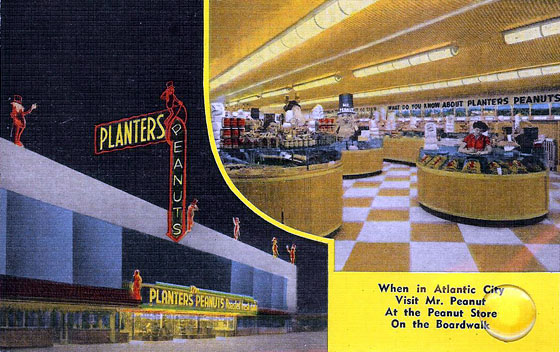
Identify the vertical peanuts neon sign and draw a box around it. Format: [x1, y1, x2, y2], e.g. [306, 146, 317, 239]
[166, 115, 188, 241]
[161, 81, 189, 242]
[94, 81, 189, 242]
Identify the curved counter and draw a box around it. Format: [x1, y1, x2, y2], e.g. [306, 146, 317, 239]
[227, 161, 343, 236]
[341, 148, 384, 178]
[383, 137, 424, 164]
[417, 164, 548, 223]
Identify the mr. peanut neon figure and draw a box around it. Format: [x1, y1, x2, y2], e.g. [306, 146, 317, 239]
[286, 244, 296, 264]
[186, 199, 199, 233]
[10, 95, 37, 147]
[272, 237, 279, 258]
[131, 270, 142, 300]
[233, 217, 240, 240]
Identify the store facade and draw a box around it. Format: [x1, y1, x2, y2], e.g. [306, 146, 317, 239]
[0, 138, 297, 346]
[120, 282, 257, 340]
[0, 275, 138, 348]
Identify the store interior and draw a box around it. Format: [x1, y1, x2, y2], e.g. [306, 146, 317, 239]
[209, 0, 560, 272]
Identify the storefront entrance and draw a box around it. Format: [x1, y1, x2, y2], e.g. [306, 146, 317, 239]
[121, 311, 236, 340]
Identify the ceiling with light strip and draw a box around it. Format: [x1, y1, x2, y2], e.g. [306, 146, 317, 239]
[209, 0, 560, 110]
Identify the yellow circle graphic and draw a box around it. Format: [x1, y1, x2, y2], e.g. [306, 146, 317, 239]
[481, 284, 536, 342]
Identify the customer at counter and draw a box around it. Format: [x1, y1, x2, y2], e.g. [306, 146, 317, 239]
[458, 121, 492, 155]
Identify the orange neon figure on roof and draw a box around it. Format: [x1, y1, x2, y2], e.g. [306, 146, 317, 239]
[10, 95, 37, 147]
[272, 237, 279, 258]
[132, 270, 142, 300]
[286, 244, 296, 264]
[186, 199, 199, 233]
[233, 217, 240, 240]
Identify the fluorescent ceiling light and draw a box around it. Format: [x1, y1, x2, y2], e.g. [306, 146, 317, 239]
[261, 87, 292, 98]
[282, 28, 305, 48]
[338, 0, 376, 15]
[408, 53, 431, 66]
[377, 62, 394, 72]
[446, 79, 463, 87]
[433, 81, 449, 89]
[352, 45, 458, 78]
[478, 73, 498, 82]
[462, 77, 480, 85]
[517, 67, 542, 78]
[238, 95, 260, 103]
[296, 18, 323, 39]
[542, 64, 560, 75]
[503, 17, 560, 44]
[220, 1, 496, 98]
[541, 19, 560, 36]
[300, 96, 338, 105]
[348, 62, 560, 103]
[293, 75, 341, 91]
[353, 66, 379, 78]
[266, 40, 290, 57]
[428, 46, 458, 61]
[399, 86, 414, 93]
[262, 103, 286, 109]
[392, 58, 411, 70]
[497, 71, 519, 80]
[210, 0, 378, 91]
[354, 91, 380, 98]
[314, 1, 348, 28]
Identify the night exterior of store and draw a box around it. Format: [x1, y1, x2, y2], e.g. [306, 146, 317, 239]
[0, 139, 298, 347]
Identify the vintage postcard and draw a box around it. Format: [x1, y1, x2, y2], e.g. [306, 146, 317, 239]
[1, 0, 559, 351]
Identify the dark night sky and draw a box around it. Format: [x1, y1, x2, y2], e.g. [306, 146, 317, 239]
[1, 0, 327, 313]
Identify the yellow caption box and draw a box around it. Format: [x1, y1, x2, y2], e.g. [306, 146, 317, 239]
[329, 273, 558, 352]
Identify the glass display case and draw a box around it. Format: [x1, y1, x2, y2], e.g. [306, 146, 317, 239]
[418, 146, 547, 175]
[416, 144, 549, 224]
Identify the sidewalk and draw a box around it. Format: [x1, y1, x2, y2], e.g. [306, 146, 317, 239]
[7, 331, 327, 352]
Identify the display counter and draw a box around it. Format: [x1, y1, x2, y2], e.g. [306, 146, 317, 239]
[338, 139, 384, 178]
[227, 161, 343, 236]
[417, 148, 549, 223]
[383, 136, 424, 164]
[341, 148, 384, 178]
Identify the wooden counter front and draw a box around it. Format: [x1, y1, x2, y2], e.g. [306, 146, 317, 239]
[417, 164, 548, 221]
[228, 161, 343, 236]
[383, 137, 424, 164]
[341, 148, 383, 177]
